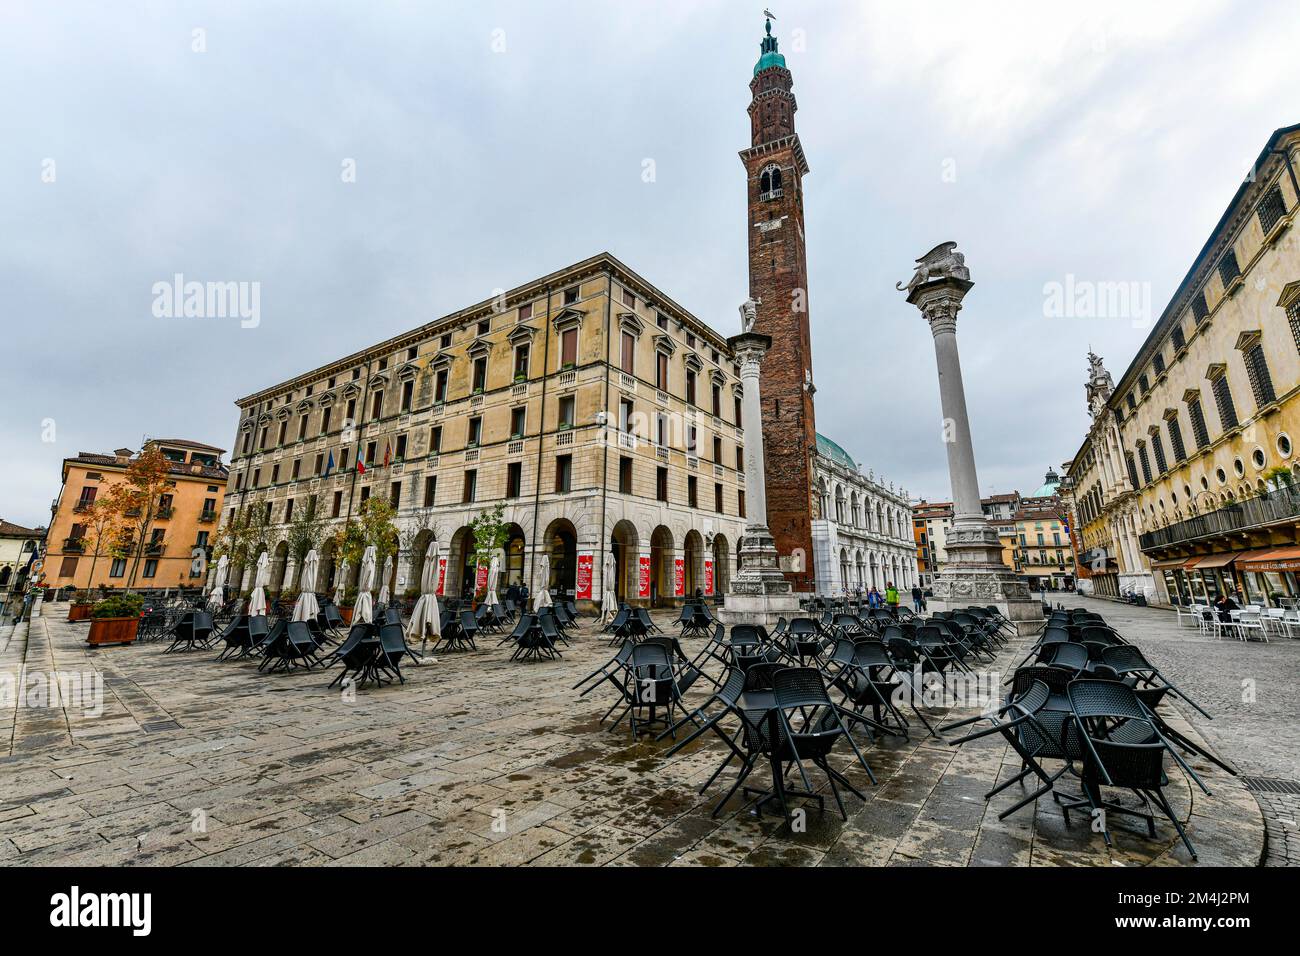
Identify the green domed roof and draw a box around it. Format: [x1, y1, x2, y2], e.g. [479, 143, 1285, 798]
[816, 433, 857, 471]
[1029, 468, 1061, 499]
[753, 17, 786, 76]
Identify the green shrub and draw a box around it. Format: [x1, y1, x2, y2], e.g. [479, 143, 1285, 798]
[92, 594, 145, 619]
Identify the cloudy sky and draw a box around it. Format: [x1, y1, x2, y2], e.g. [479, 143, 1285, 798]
[3, 0, 1298, 527]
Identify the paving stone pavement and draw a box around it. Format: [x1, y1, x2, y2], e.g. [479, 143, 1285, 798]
[1063, 594, 1300, 866]
[0, 603, 1265, 867]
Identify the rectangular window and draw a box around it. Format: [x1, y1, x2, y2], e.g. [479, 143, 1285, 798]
[506, 463, 522, 498]
[621, 331, 635, 373]
[655, 352, 668, 390]
[401, 379, 414, 411]
[430, 426, 442, 452]
[656, 466, 668, 502]
[564, 287, 579, 305]
[1152, 352, 1165, 376]
[714, 482, 723, 513]
[314, 453, 324, 475]
[340, 448, 350, 471]
[395, 434, 407, 460]
[1243, 343, 1276, 407]
[346, 399, 356, 423]
[242, 431, 252, 454]
[687, 424, 697, 454]
[619, 398, 634, 433]
[1218, 249, 1241, 287]
[1137, 444, 1152, 486]
[472, 357, 488, 393]
[510, 406, 526, 438]
[371, 390, 384, 418]
[514, 344, 529, 378]
[738, 490, 746, 519]
[1171, 323, 1186, 352]
[143, 559, 158, 579]
[440, 333, 452, 349]
[688, 475, 698, 508]
[285, 498, 295, 522]
[686, 369, 697, 405]
[1187, 397, 1210, 449]
[390, 480, 401, 508]
[423, 475, 437, 507]
[622, 288, 635, 307]
[277, 420, 288, 445]
[736, 446, 744, 471]
[1192, 292, 1210, 325]
[518, 302, 532, 322]
[291, 458, 301, 479]
[59, 556, 79, 577]
[366, 441, 377, 465]
[656, 413, 668, 447]
[435, 369, 448, 403]
[1151, 432, 1168, 474]
[558, 396, 575, 428]
[271, 464, 280, 484]
[1257, 184, 1287, 233]
[477, 319, 489, 336]
[1167, 414, 1187, 461]
[109, 558, 126, 578]
[332, 491, 343, 517]
[467, 417, 482, 446]
[712, 436, 722, 462]
[555, 454, 572, 493]
[1125, 453, 1140, 491]
[252, 468, 261, 487]
[462, 470, 477, 503]
[560, 328, 578, 366]
[712, 383, 722, 417]
[1211, 373, 1239, 430]
[735, 396, 742, 427]
[360, 486, 371, 507]
[619, 456, 633, 494]
[298, 415, 309, 440]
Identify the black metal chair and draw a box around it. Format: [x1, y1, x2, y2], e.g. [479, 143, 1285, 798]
[375, 622, 410, 682]
[326, 624, 381, 689]
[1062, 679, 1200, 859]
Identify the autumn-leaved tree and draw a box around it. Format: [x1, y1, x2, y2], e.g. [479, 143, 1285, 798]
[111, 445, 174, 592]
[286, 493, 328, 570]
[80, 483, 132, 591]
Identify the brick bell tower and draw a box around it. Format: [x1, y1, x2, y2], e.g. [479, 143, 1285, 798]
[740, 16, 817, 591]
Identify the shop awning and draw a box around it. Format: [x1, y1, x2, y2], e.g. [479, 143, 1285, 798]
[1149, 558, 1188, 570]
[1186, 553, 1237, 570]
[1237, 546, 1300, 572]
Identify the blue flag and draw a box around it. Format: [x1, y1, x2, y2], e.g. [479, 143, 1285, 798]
[325, 449, 335, 475]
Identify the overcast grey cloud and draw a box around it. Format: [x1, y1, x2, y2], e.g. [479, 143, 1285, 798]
[3, 0, 1298, 527]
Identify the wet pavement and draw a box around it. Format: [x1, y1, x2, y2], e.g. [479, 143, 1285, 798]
[0, 603, 1265, 866]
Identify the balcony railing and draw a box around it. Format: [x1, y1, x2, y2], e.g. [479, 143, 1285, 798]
[1139, 484, 1300, 551]
[63, 537, 85, 553]
[156, 506, 175, 520]
[145, 542, 166, 556]
[199, 510, 217, 523]
[73, 499, 96, 513]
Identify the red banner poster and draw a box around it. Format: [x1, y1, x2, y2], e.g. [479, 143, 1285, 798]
[704, 558, 714, 595]
[476, 563, 488, 590]
[435, 557, 447, 596]
[638, 555, 651, 598]
[673, 556, 685, 597]
[576, 551, 593, 600]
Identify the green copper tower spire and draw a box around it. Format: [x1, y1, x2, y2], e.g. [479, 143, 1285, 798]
[753, 16, 786, 76]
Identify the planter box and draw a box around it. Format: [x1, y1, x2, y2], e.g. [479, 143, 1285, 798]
[339, 607, 354, 625]
[87, 616, 140, 646]
[68, 604, 94, 622]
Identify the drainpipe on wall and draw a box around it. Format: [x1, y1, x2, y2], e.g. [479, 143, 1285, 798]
[528, 286, 555, 593]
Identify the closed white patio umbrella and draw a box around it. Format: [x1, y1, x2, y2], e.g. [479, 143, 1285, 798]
[533, 552, 552, 610]
[486, 553, 501, 609]
[292, 549, 320, 622]
[332, 557, 349, 608]
[377, 555, 393, 606]
[406, 539, 441, 658]
[207, 554, 229, 612]
[600, 550, 618, 623]
[354, 546, 377, 624]
[247, 551, 270, 617]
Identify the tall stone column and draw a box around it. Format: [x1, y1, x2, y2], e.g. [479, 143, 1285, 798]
[900, 243, 1039, 629]
[721, 328, 801, 627]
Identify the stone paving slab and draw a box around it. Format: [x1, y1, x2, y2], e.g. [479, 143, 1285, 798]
[0, 603, 1265, 866]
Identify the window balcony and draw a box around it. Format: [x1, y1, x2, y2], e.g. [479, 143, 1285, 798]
[1139, 484, 1300, 551]
[145, 542, 166, 556]
[156, 506, 175, 520]
[760, 188, 784, 201]
[63, 537, 86, 553]
[199, 510, 217, 523]
[72, 500, 95, 514]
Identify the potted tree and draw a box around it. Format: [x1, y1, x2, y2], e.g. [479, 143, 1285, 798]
[67, 587, 95, 622]
[86, 593, 145, 646]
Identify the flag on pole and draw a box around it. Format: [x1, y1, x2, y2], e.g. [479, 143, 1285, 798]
[357, 449, 366, 475]
[383, 441, 391, 468]
[325, 449, 335, 475]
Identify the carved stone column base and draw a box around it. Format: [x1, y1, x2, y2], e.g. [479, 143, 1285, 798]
[721, 526, 801, 629]
[928, 567, 1043, 636]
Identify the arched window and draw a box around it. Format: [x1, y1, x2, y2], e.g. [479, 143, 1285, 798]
[759, 164, 783, 200]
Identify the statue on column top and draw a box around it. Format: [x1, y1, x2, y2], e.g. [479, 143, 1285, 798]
[896, 241, 970, 294]
[739, 297, 759, 333]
